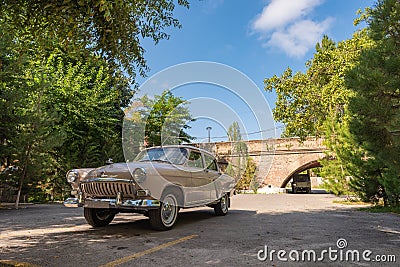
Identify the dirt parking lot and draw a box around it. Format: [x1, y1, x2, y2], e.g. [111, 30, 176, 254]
[1, 193, 399, 266]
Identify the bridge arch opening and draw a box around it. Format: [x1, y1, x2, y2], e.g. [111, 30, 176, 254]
[280, 160, 322, 188]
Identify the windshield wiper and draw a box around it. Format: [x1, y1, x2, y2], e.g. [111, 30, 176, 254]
[140, 159, 171, 164]
[152, 159, 171, 164]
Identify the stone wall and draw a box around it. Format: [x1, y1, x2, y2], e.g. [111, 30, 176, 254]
[193, 137, 326, 188]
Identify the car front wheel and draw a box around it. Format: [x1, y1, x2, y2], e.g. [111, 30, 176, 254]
[214, 194, 229, 216]
[84, 208, 115, 227]
[149, 189, 180, 231]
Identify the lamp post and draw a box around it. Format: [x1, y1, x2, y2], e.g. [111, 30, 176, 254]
[206, 127, 212, 143]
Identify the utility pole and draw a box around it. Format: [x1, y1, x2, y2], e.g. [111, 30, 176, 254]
[206, 127, 212, 143]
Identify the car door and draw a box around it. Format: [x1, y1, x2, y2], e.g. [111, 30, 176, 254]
[183, 149, 212, 206]
[203, 153, 221, 201]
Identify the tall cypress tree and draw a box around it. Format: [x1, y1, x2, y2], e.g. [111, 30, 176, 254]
[347, 0, 400, 206]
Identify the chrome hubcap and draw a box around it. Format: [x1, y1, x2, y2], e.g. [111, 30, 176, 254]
[221, 195, 228, 212]
[161, 194, 177, 226]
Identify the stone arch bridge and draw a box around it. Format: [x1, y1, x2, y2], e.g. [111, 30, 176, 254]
[195, 137, 326, 188]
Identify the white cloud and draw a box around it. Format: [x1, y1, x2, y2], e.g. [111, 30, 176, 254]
[253, 0, 322, 31]
[267, 18, 333, 57]
[251, 0, 332, 57]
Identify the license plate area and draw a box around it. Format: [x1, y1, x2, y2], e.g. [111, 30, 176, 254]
[84, 200, 112, 209]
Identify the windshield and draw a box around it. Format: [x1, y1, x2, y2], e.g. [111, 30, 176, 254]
[135, 147, 189, 165]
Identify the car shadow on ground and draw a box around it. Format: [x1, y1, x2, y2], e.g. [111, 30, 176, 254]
[88, 207, 257, 234]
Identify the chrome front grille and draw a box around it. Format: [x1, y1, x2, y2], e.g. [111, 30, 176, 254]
[81, 181, 134, 198]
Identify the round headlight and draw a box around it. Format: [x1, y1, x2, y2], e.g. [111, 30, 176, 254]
[67, 170, 79, 183]
[133, 168, 146, 183]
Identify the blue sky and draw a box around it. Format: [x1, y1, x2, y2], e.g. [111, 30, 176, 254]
[136, 0, 376, 143]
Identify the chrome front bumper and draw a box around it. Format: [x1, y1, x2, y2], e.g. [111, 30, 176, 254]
[63, 197, 160, 210]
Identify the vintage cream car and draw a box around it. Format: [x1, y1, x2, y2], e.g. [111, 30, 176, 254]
[64, 145, 235, 230]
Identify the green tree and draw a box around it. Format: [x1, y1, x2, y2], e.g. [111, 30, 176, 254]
[319, 118, 355, 196]
[228, 121, 243, 142]
[0, 0, 189, 83]
[226, 122, 248, 183]
[1, 1, 189, 204]
[11, 82, 64, 207]
[0, 36, 132, 205]
[0, 21, 28, 173]
[40, 52, 131, 203]
[235, 157, 251, 190]
[1, 51, 66, 207]
[320, 112, 388, 201]
[346, 0, 400, 206]
[0, 21, 54, 207]
[264, 30, 375, 196]
[265, 32, 373, 140]
[235, 157, 258, 193]
[141, 91, 194, 147]
[44, 52, 131, 169]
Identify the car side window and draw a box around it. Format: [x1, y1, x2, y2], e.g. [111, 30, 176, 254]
[187, 151, 203, 168]
[204, 154, 218, 172]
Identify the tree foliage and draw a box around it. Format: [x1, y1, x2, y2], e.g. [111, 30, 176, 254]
[264, 29, 375, 197]
[320, 118, 368, 197]
[44, 52, 132, 168]
[1, 1, 188, 205]
[235, 157, 258, 192]
[0, 34, 132, 205]
[122, 91, 194, 161]
[265, 1, 399, 206]
[346, 0, 400, 206]
[226, 122, 248, 184]
[227, 122, 243, 142]
[0, 22, 28, 170]
[141, 91, 194, 147]
[0, 0, 189, 83]
[265, 32, 373, 140]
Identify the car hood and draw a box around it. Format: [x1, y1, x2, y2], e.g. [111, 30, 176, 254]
[84, 161, 183, 180]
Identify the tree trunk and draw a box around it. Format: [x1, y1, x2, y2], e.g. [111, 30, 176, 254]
[15, 175, 24, 209]
[15, 143, 31, 209]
